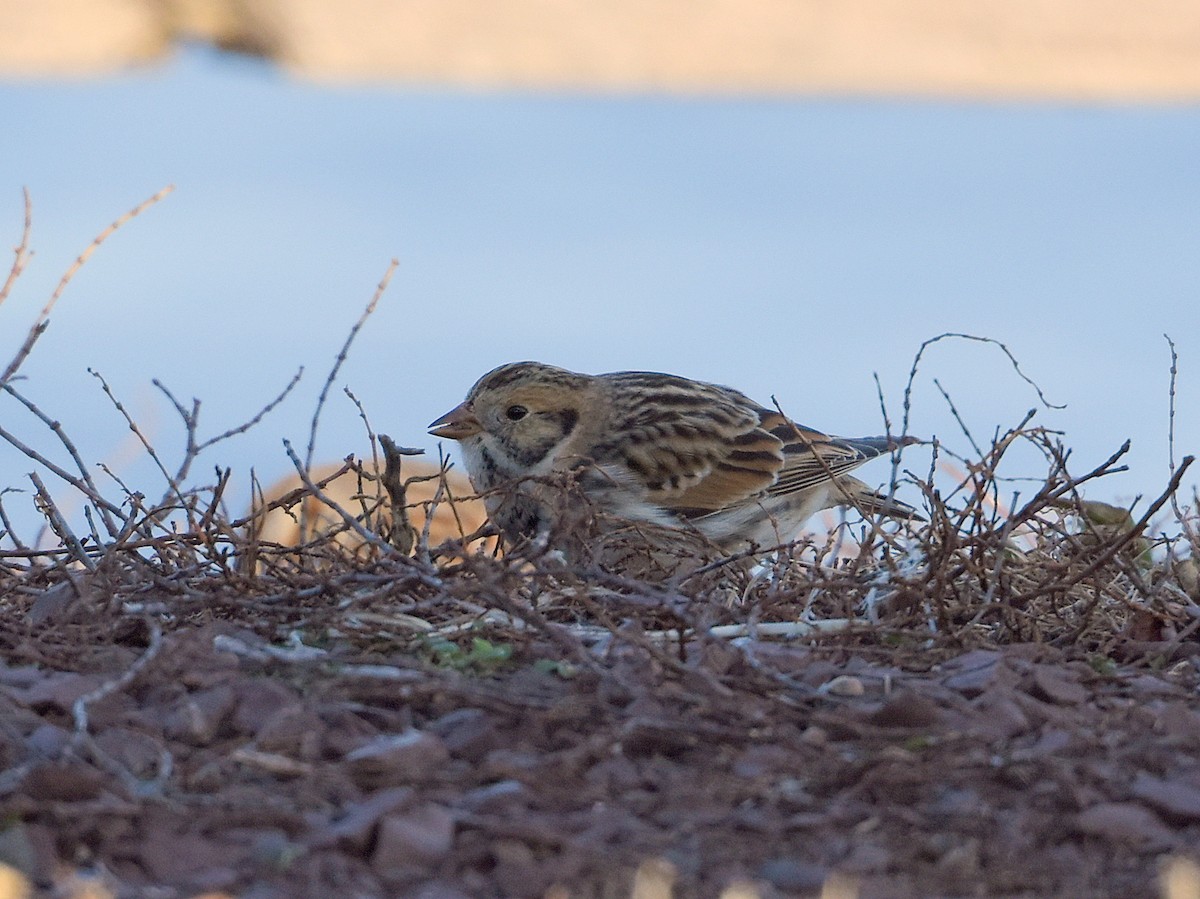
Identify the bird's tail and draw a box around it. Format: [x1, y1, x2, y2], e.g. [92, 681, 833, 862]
[838, 476, 925, 521]
[839, 434, 921, 458]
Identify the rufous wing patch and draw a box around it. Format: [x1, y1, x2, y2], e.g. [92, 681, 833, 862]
[641, 426, 783, 513]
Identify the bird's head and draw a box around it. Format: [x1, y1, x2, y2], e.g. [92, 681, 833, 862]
[429, 362, 591, 473]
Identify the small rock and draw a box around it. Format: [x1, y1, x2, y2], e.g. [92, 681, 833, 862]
[307, 787, 414, 852]
[222, 828, 295, 867]
[820, 675, 865, 697]
[481, 749, 542, 778]
[0, 822, 39, 881]
[758, 854, 825, 892]
[619, 718, 699, 756]
[256, 706, 324, 760]
[490, 838, 535, 867]
[799, 726, 828, 746]
[427, 708, 496, 761]
[24, 724, 70, 758]
[1013, 728, 1072, 761]
[163, 685, 237, 746]
[970, 695, 1032, 740]
[230, 679, 302, 737]
[26, 581, 84, 625]
[185, 758, 226, 793]
[840, 840, 890, 873]
[319, 709, 381, 758]
[868, 692, 941, 728]
[458, 779, 526, 814]
[1074, 802, 1174, 848]
[19, 761, 107, 802]
[935, 837, 981, 877]
[93, 728, 163, 780]
[345, 730, 450, 789]
[0, 666, 41, 689]
[1029, 666, 1087, 706]
[491, 840, 553, 898]
[371, 805, 455, 873]
[8, 673, 106, 713]
[941, 651, 1004, 695]
[1131, 772, 1200, 822]
[138, 827, 240, 884]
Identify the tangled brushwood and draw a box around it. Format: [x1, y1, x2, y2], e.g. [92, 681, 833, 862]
[0, 189, 1198, 706]
[1, 193, 1196, 659]
[6, 408, 1196, 661]
[3, 194, 1200, 899]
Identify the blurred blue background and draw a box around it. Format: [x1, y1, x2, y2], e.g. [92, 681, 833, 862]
[1, 47, 1198, 542]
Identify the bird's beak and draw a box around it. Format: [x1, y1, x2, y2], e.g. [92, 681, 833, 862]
[428, 403, 483, 440]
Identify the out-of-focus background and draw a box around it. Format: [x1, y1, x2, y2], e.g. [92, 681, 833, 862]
[1, 0, 1199, 541]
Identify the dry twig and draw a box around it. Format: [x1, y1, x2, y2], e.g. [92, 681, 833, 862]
[1, 186, 173, 389]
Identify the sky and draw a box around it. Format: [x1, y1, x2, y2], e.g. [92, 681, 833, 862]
[1, 47, 1199, 543]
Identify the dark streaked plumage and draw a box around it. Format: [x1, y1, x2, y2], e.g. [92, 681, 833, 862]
[429, 361, 919, 560]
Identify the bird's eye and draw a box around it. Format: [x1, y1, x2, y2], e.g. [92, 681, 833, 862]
[505, 405, 528, 421]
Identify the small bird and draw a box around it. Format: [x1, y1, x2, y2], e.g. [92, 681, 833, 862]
[429, 362, 918, 565]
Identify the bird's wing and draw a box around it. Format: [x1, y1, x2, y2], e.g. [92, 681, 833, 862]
[596, 379, 785, 515]
[761, 412, 895, 497]
[646, 422, 785, 513]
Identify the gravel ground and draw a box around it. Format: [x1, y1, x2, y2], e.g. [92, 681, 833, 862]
[2, 567, 1198, 899]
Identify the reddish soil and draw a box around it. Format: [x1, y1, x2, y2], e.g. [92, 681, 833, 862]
[2, 568, 1199, 899]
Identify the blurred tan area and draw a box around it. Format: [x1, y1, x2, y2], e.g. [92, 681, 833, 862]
[2, 0, 1199, 100]
[248, 458, 492, 569]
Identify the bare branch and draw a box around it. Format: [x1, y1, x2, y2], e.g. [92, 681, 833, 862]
[2, 383, 124, 538]
[281, 437, 443, 589]
[305, 259, 398, 469]
[899, 331, 1064, 443]
[1, 186, 174, 388]
[193, 367, 303, 453]
[0, 188, 33, 311]
[89, 368, 193, 530]
[30, 471, 94, 570]
[1164, 333, 1190, 533]
[0, 419, 126, 518]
